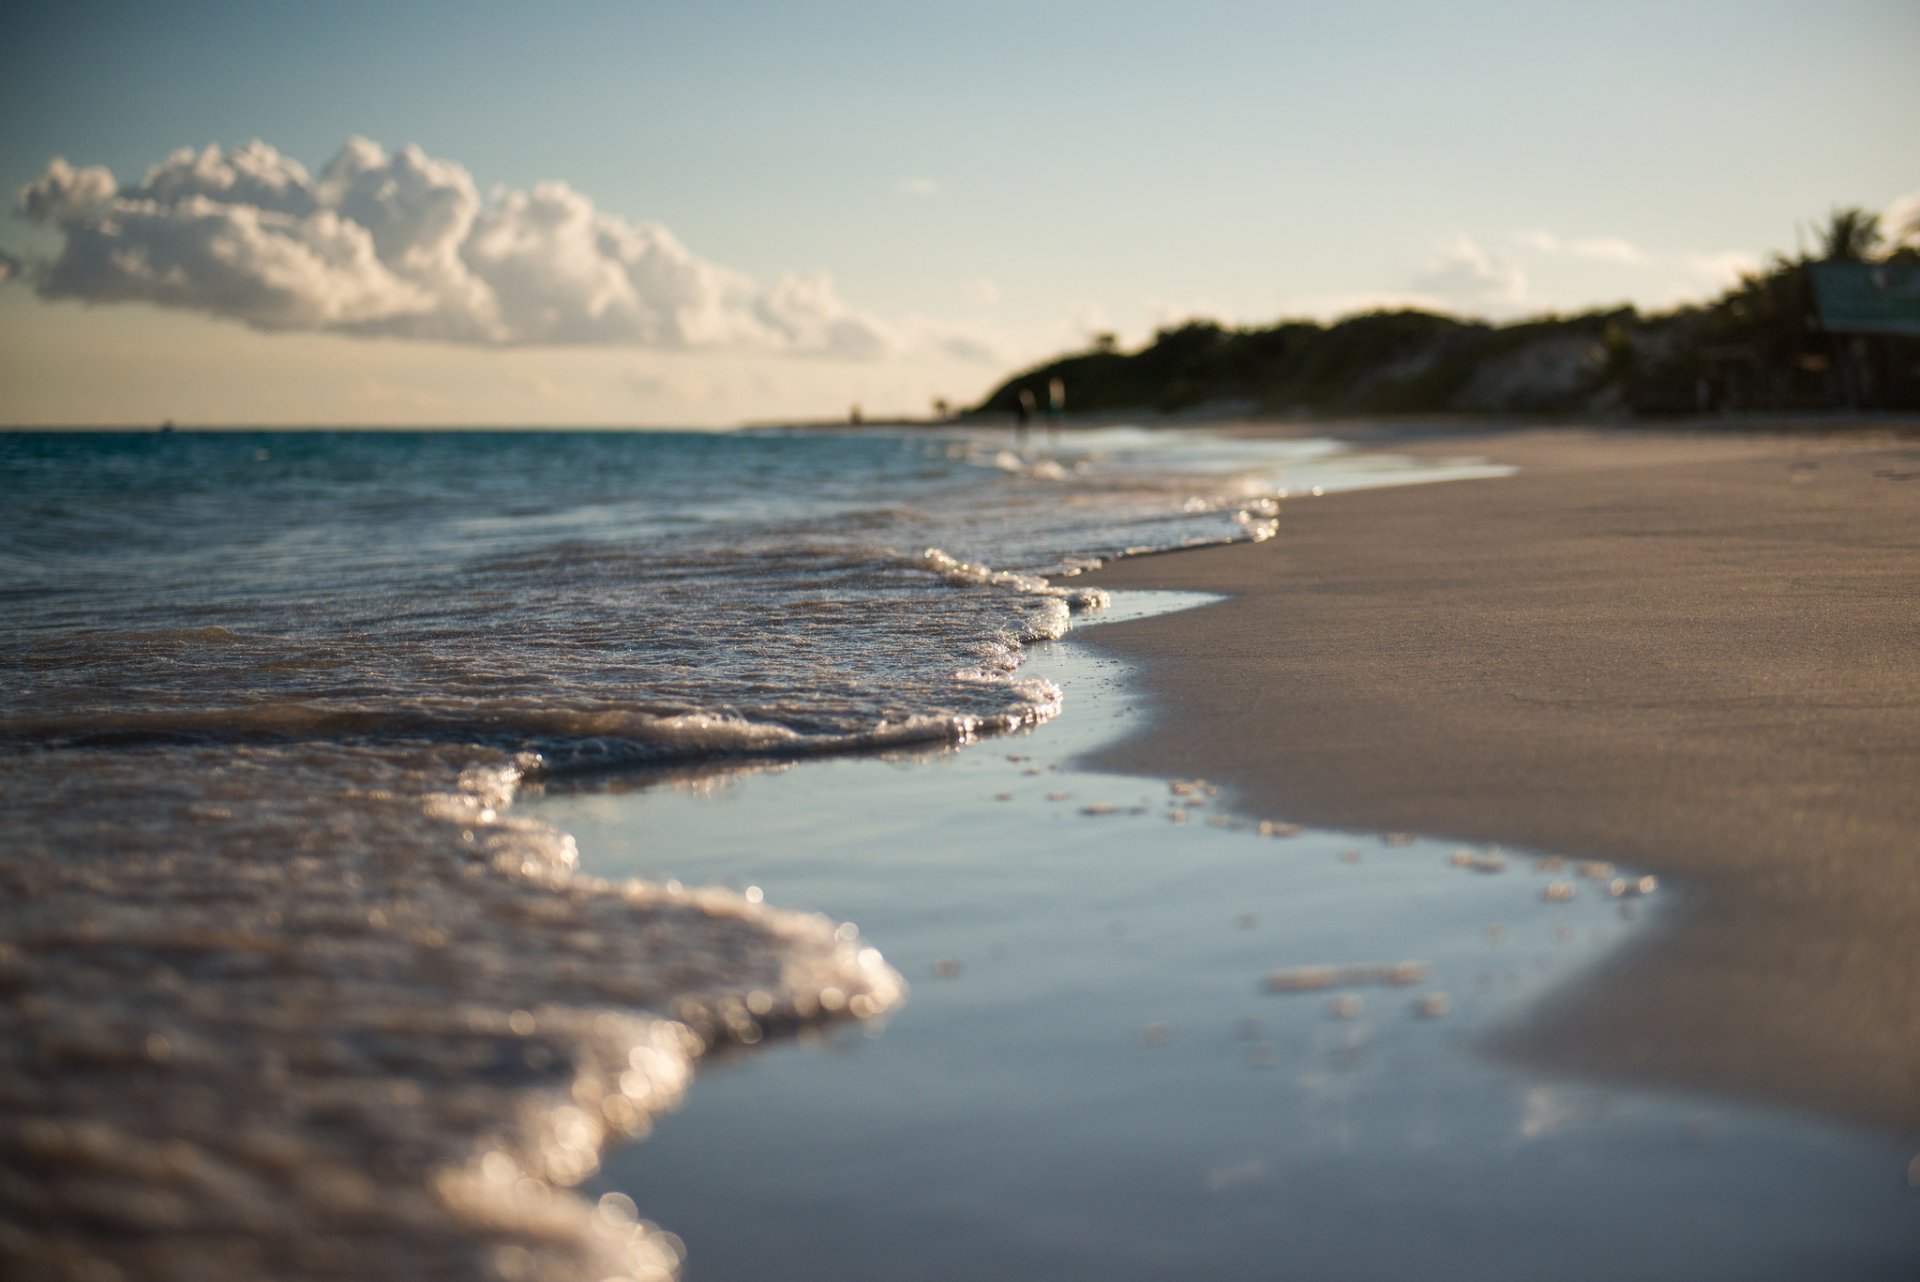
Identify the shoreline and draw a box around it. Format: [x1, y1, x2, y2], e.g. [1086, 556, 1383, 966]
[1075, 423, 1920, 1132]
[549, 597, 1920, 1280]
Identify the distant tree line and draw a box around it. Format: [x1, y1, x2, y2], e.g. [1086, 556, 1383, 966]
[977, 208, 1920, 420]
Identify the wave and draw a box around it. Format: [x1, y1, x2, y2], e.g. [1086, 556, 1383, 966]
[917, 547, 1111, 622]
[1, 426, 1440, 1279]
[0, 740, 905, 1282]
[0, 692, 1070, 770]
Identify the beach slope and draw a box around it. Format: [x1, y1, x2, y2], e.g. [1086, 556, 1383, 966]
[1079, 426, 1920, 1130]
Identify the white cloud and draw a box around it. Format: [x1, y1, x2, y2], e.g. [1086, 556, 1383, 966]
[963, 277, 1000, 305]
[19, 156, 117, 226]
[1882, 189, 1920, 245]
[137, 140, 318, 215]
[14, 138, 897, 358]
[1412, 235, 1527, 311]
[896, 177, 940, 198]
[753, 269, 894, 359]
[1515, 226, 1769, 309]
[45, 195, 432, 332]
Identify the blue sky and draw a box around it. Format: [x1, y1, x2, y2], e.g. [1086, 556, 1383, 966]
[2, 0, 1915, 425]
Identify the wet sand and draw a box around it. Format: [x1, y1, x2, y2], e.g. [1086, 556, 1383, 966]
[1079, 424, 1920, 1132]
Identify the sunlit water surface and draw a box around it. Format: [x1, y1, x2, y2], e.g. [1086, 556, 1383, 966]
[536, 596, 1920, 1282]
[1, 426, 1518, 1280]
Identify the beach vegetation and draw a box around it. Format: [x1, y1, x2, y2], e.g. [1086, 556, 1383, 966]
[978, 208, 1920, 419]
[1815, 205, 1884, 263]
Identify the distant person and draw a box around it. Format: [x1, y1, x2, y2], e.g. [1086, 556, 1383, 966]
[1046, 377, 1065, 443]
[1015, 388, 1036, 447]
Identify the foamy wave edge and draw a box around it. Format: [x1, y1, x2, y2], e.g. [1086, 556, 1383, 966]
[0, 701, 1062, 769]
[423, 757, 909, 1282]
[3, 747, 904, 1282]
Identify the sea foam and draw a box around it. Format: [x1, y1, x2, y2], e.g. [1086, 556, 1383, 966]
[0, 739, 902, 1282]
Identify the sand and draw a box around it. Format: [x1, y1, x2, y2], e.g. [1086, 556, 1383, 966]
[1078, 423, 1920, 1133]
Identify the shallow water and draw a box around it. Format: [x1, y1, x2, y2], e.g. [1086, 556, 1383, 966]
[534, 595, 1920, 1282]
[0, 426, 1515, 1279]
[0, 428, 1507, 764]
[0, 738, 902, 1281]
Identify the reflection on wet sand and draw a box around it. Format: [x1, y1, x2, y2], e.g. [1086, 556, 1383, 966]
[534, 607, 1920, 1281]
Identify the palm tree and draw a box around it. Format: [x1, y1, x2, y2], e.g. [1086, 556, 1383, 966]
[1816, 206, 1885, 262]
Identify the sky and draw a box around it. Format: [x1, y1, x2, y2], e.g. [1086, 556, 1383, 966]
[1, 0, 1915, 427]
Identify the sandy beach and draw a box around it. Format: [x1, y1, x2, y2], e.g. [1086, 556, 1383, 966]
[1080, 423, 1920, 1133]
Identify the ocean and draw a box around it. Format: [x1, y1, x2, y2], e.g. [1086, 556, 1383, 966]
[1, 427, 1474, 763]
[0, 425, 1512, 1280]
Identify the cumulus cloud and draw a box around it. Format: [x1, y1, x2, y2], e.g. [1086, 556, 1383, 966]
[753, 270, 893, 359]
[14, 138, 897, 357]
[896, 177, 940, 198]
[19, 157, 117, 227]
[1882, 190, 1920, 246]
[1412, 235, 1527, 311]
